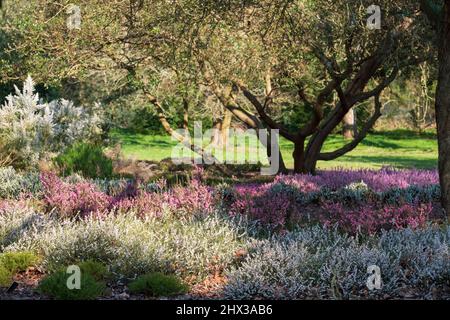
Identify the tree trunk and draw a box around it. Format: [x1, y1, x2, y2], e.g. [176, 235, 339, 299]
[436, 1, 450, 217]
[182, 98, 189, 130]
[210, 110, 232, 146]
[210, 120, 222, 146]
[342, 109, 356, 139]
[293, 139, 307, 174]
[220, 109, 232, 146]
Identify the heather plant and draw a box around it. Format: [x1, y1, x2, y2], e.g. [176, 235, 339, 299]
[0, 203, 46, 250]
[0, 167, 42, 199]
[319, 203, 432, 235]
[0, 167, 24, 199]
[272, 168, 439, 192]
[0, 264, 11, 287]
[224, 170, 441, 232]
[5, 213, 245, 280]
[114, 178, 214, 219]
[78, 260, 111, 281]
[380, 185, 441, 205]
[93, 178, 135, 197]
[0, 251, 40, 287]
[224, 225, 450, 299]
[40, 172, 112, 217]
[230, 183, 302, 229]
[0, 76, 103, 169]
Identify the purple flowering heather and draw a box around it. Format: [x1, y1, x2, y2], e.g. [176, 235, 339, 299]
[274, 167, 439, 192]
[226, 168, 439, 232]
[38, 169, 440, 234]
[319, 202, 432, 234]
[40, 172, 112, 217]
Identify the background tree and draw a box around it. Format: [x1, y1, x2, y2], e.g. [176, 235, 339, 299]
[420, 0, 449, 217]
[1, 0, 438, 176]
[178, 0, 434, 173]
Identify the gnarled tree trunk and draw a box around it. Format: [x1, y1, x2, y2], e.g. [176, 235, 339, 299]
[436, 1, 450, 217]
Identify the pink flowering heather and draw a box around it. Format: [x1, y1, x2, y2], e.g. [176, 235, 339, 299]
[114, 178, 214, 218]
[114, 191, 166, 218]
[230, 191, 299, 227]
[319, 202, 432, 234]
[229, 183, 301, 227]
[40, 172, 112, 217]
[165, 179, 215, 217]
[225, 168, 439, 232]
[274, 167, 438, 192]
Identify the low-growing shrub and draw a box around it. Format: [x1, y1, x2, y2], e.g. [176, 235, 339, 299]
[0, 264, 12, 287]
[0, 204, 47, 250]
[319, 202, 432, 234]
[0, 167, 24, 199]
[0, 251, 40, 287]
[54, 143, 113, 179]
[0, 251, 40, 273]
[224, 175, 440, 233]
[79, 260, 110, 281]
[128, 272, 188, 297]
[115, 178, 214, 219]
[37, 269, 105, 300]
[230, 183, 302, 229]
[0, 167, 42, 199]
[5, 214, 245, 280]
[40, 172, 112, 217]
[272, 168, 439, 192]
[223, 225, 450, 299]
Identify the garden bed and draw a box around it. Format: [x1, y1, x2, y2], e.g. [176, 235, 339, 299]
[0, 166, 449, 300]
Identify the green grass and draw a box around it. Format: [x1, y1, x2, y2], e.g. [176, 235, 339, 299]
[110, 129, 438, 170]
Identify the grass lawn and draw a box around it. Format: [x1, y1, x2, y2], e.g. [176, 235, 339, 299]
[110, 129, 438, 170]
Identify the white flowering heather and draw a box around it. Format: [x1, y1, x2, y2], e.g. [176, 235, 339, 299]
[4, 213, 245, 280]
[223, 226, 450, 299]
[0, 167, 42, 199]
[0, 76, 103, 168]
[0, 204, 48, 250]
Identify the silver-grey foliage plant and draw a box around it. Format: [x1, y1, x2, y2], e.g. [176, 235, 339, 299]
[0, 76, 103, 169]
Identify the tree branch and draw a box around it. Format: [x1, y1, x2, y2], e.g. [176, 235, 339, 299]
[234, 80, 297, 141]
[144, 90, 219, 164]
[318, 95, 383, 161]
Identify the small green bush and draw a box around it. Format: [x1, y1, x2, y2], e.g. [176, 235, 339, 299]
[0, 251, 40, 287]
[128, 272, 189, 297]
[79, 260, 110, 281]
[54, 143, 113, 179]
[0, 251, 40, 273]
[0, 264, 12, 287]
[37, 269, 105, 300]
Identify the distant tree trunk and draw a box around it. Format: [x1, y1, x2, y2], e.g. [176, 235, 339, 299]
[182, 97, 189, 130]
[210, 109, 233, 146]
[342, 109, 356, 139]
[210, 119, 221, 146]
[436, 1, 450, 217]
[220, 109, 232, 145]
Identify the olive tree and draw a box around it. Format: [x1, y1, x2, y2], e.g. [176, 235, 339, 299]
[176, 0, 434, 173]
